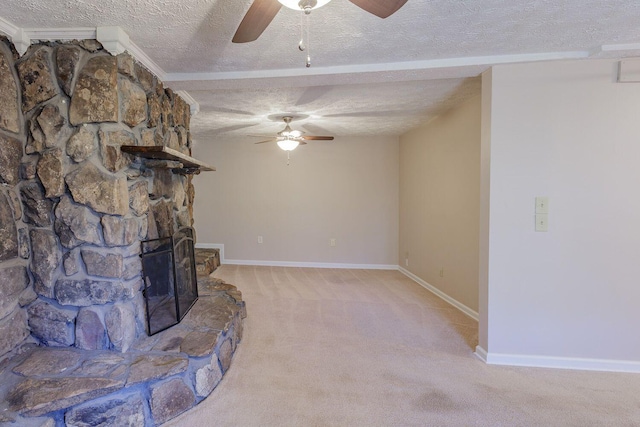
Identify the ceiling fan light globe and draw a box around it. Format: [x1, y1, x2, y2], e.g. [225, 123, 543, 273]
[278, 0, 332, 11]
[277, 139, 300, 151]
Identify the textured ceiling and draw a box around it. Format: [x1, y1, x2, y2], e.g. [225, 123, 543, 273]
[1, 0, 640, 140]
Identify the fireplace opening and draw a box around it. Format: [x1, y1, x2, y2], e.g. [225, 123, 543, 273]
[141, 227, 199, 335]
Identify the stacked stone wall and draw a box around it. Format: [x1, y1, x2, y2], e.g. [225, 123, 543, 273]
[0, 36, 195, 360]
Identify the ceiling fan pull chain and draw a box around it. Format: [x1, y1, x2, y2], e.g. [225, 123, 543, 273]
[305, 12, 311, 67]
[298, 11, 306, 51]
[287, 151, 291, 166]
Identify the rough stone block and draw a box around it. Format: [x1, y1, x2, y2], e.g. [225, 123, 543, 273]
[72, 353, 125, 377]
[69, 55, 118, 125]
[181, 330, 219, 358]
[0, 307, 29, 357]
[150, 199, 174, 238]
[62, 250, 79, 276]
[119, 78, 147, 127]
[75, 308, 106, 350]
[66, 162, 128, 215]
[99, 129, 134, 172]
[55, 278, 126, 307]
[8, 376, 124, 417]
[64, 393, 146, 427]
[127, 354, 188, 385]
[18, 287, 37, 307]
[163, 129, 180, 151]
[218, 338, 233, 373]
[0, 47, 20, 133]
[101, 215, 138, 247]
[66, 126, 97, 163]
[36, 104, 67, 148]
[55, 45, 82, 96]
[173, 176, 186, 209]
[150, 378, 194, 425]
[129, 181, 149, 216]
[116, 52, 136, 79]
[27, 301, 75, 347]
[37, 148, 65, 198]
[123, 256, 142, 280]
[0, 191, 19, 261]
[140, 128, 164, 147]
[20, 158, 37, 180]
[6, 190, 21, 222]
[17, 227, 30, 259]
[0, 133, 23, 186]
[105, 303, 136, 352]
[134, 62, 155, 93]
[27, 117, 46, 154]
[12, 348, 82, 376]
[16, 47, 57, 112]
[195, 360, 223, 398]
[173, 95, 189, 129]
[0, 265, 29, 319]
[55, 196, 102, 249]
[182, 295, 239, 332]
[147, 93, 161, 128]
[30, 229, 61, 298]
[81, 250, 123, 278]
[20, 182, 54, 227]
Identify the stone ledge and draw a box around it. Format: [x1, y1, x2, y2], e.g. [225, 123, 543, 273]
[0, 276, 245, 426]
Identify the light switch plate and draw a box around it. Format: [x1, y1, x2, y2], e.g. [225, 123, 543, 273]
[535, 214, 548, 232]
[535, 197, 549, 214]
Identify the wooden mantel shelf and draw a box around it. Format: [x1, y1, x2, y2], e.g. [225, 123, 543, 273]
[121, 146, 215, 173]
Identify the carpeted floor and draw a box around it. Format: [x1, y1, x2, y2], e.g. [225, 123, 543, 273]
[166, 265, 640, 426]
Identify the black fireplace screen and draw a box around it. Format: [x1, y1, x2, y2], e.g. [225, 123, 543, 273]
[141, 227, 198, 335]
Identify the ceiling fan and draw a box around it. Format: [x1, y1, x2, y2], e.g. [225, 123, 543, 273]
[233, 0, 408, 43]
[255, 116, 334, 151]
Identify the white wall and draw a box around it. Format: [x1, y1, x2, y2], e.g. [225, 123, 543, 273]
[399, 95, 481, 314]
[481, 59, 640, 368]
[192, 136, 399, 266]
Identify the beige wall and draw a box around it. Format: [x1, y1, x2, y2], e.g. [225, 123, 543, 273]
[399, 96, 481, 313]
[481, 58, 640, 368]
[192, 136, 399, 266]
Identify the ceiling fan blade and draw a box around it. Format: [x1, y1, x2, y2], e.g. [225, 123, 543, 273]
[348, 0, 407, 18]
[255, 138, 278, 144]
[302, 136, 334, 141]
[232, 0, 282, 43]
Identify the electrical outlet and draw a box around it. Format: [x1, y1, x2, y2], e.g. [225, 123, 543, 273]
[405, 259, 409, 267]
[439, 268, 444, 278]
[330, 238, 336, 247]
[257, 236, 263, 244]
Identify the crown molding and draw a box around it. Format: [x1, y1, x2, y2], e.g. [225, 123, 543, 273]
[0, 16, 193, 111]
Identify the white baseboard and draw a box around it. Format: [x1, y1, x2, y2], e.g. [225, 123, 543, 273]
[223, 259, 397, 270]
[475, 345, 488, 362]
[193, 244, 396, 270]
[398, 267, 479, 321]
[476, 345, 640, 373]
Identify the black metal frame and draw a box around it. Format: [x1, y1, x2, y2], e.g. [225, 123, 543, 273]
[140, 227, 199, 336]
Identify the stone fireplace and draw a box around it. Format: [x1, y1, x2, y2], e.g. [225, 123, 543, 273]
[0, 36, 244, 425]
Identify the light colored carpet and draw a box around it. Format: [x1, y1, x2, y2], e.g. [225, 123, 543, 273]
[167, 265, 640, 426]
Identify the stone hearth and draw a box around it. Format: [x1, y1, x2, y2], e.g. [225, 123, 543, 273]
[0, 257, 245, 426]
